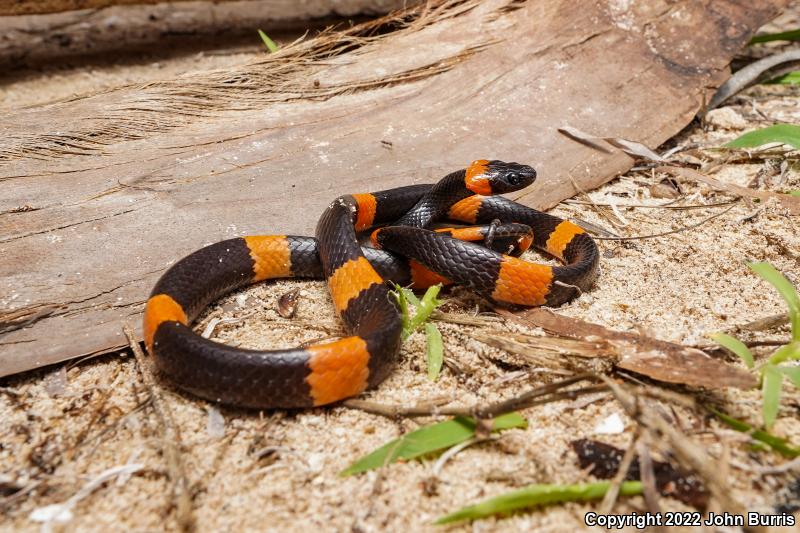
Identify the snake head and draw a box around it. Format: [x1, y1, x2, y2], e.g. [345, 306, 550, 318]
[465, 160, 537, 195]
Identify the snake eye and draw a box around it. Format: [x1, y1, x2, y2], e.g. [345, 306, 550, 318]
[506, 172, 521, 185]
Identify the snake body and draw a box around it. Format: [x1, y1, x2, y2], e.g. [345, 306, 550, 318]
[143, 160, 598, 408]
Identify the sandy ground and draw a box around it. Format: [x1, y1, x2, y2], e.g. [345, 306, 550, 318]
[2, 11, 800, 533]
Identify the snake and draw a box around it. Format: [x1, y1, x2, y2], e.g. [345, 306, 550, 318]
[142, 160, 599, 408]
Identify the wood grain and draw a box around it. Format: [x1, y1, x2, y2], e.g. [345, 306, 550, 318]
[0, 0, 788, 377]
[0, 0, 408, 68]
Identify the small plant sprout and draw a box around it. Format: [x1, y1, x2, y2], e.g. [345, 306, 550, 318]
[257, 30, 279, 53]
[711, 262, 800, 429]
[392, 284, 445, 380]
[340, 413, 526, 476]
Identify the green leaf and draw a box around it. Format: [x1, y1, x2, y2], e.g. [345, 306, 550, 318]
[790, 190, 800, 197]
[770, 341, 800, 365]
[724, 124, 800, 150]
[435, 481, 643, 524]
[426, 323, 444, 381]
[778, 365, 800, 388]
[400, 286, 421, 307]
[392, 284, 412, 335]
[750, 28, 800, 44]
[767, 72, 800, 85]
[710, 332, 754, 368]
[392, 284, 442, 341]
[748, 262, 800, 341]
[257, 30, 279, 53]
[762, 365, 783, 430]
[340, 413, 527, 476]
[708, 407, 800, 457]
[408, 285, 442, 336]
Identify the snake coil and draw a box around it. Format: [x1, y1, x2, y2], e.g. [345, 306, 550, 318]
[143, 160, 598, 408]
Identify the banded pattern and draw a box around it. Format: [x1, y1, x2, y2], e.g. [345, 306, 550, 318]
[144, 160, 598, 409]
[376, 194, 599, 306]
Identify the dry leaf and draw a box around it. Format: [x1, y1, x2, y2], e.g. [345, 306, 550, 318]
[559, 126, 665, 161]
[707, 49, 800, 110]
[277, 288, 301, 318]
[498, 308, 756, 389]
[658, 166, 800, 215]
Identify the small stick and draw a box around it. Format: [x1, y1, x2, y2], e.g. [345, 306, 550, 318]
[592, 202, 738, 241]
[563, 199, 737, 210]
[636, 433, 662, 516]
[123, 325, 195, 533]
[599, 376, 766, 533]
[431, 311, 502, 327]
[733, 313, 789, 333]
[344, 374, 605, 419]
[599, 432, 639, 514]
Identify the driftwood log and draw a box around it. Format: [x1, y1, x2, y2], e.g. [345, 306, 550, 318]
[0, 0, 409, 68]
[0, 0, 788, 377]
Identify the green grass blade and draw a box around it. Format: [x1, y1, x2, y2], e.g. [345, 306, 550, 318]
[767, 72, 800, 84]
[426, 323, 444, 381]
[724, 124, 800, 150]
[779, 366, 800, 388]
[762, 365, 783, 430]
[748, 262, 800, 341]
[340, 413, 527, 476]
[707, 407, 800, 457]
[257, 30, 279, 52]
[435, 481, 643, 524]
[769, 342, 800, 365]
[710, 332, 754, 368]
[750, 28, 800, 44]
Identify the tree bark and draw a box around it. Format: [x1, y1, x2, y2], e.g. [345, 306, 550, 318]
[0, 0, 789, 377]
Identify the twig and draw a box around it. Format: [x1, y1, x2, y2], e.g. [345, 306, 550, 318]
[571, 217, 620, 238]
[659, 166, 800, 215]
[732, 313, 789, 333]
[755, 456, 800, 475]
[431, 436, 495, 477]
[599, 434, 639, 514]
[591, 202, 738, 241]
[565, 173, 627, 234]
[636, 433, 662, 516]
[344, 374, 605, 419]
[599, 376, 766, 533]
[81, 398, 153, 461]
[342, 396, 455, 417]
[0, 480, 41, 512]
[564, 199, 737, 210]
[67, 365, 122, 460]
[431, 311, 502, 327]
[123, 325, 195, 533]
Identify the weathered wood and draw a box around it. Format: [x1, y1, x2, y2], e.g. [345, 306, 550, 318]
[0, 0, 404, 16]
[1, 0, 198, 16]
[0, 0, 788, 377]
[0, 0, 408, 68]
